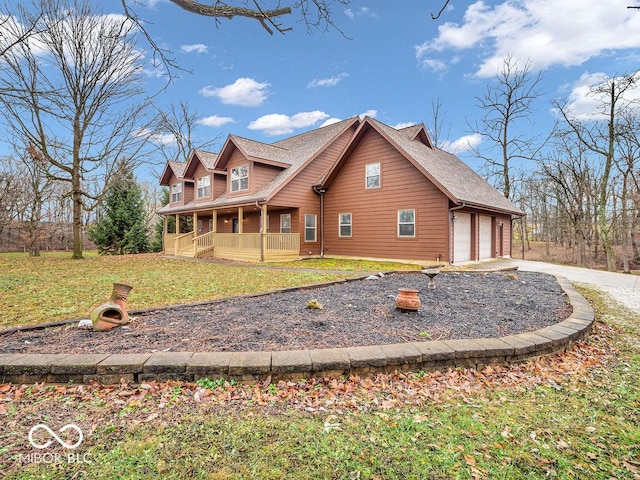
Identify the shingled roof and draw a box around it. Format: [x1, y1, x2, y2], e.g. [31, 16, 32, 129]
[319, 117, 522, 215]
[158, 117, 359, 214]
[159, 160, 188, 186]
[158, 116, 522, 216]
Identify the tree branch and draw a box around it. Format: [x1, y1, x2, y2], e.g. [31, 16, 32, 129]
[168, 0, 292, 34]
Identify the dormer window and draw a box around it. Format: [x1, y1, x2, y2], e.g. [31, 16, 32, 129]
[231, 165, 249, 192]
[197, 175, 211, 198]
[171, 183, 182, 203]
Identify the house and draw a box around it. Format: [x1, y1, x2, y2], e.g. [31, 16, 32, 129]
[158, 116, 523, 264]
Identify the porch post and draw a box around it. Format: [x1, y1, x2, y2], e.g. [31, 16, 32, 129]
[163, 216, 168, 253]
[238, 207, 244, 234]
[176, 214, 180, 234]
[212, 210, 217, 232]
[193, 211, 198, 234]
[260, 204, 267, 262]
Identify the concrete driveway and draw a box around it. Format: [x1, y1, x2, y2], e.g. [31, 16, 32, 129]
[478, 258, 640, 290]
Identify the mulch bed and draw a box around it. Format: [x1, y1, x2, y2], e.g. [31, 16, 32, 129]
[0, 271, 572, 354]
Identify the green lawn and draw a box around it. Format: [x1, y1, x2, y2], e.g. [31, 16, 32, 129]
[0, 286, 638, 479]
[0, 252, 416, 329]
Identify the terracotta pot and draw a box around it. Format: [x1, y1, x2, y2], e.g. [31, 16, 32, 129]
[395, 288, 421, 311]
[90, 282, 133, 332]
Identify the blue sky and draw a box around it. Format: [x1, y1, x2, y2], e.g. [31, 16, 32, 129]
[25, 1, 640, 176]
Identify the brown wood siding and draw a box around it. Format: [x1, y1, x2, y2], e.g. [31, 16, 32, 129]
[252, 163, 284, 193]
[323, 129, 449, 262]
[184, 182, 194, 203]
[270, 126, 357, 256]
[213, 174, 226, 199]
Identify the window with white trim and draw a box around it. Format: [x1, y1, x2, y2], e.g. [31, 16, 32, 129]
[398, 209, 415, 237]
[170, 183, 182, 203]
[230, 165, 249, 192]
[196, 175, 211, 198]
[280, 213, 291, 233]
[339, 213, 352, 237]
[365, 162, 380, 189]
[304, 214, 317, 242]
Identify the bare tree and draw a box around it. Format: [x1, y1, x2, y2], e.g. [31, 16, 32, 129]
[152, 100, 222, 164]
[553, 71, 640, 271]
[539, 134, 599, 267]
[0, 156, 23, 237]
[470, 56, 545, 200]
[0, 0, 152, 259]
[0, 1, 45, 58]
[426, 97, 450, 149]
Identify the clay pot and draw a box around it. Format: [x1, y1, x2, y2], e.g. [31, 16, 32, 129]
[395, 288, 421, 311]
[90, 282, 133, 332]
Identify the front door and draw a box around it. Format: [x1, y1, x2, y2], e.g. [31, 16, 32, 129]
[232, 218, 239, 233]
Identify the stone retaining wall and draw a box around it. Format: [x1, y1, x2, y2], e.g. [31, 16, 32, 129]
[0, 276, 594, 385]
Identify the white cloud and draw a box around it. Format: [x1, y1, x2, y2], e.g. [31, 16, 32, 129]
[416, 0, 640, 77]
[320, 117, 343, 127]
[199, 78, 269, 107]
[557, 71, 640, 121]
[308, 73, 349, 88]
[136, 128, 175, 146]
[344, 7, 378, 19]
[181, 44, 208, 54]
[199, 115, 235, 128]
[394, 122, 417, 129]
[441, 133, 482, 153]
[248, 111, 330, 136]
[359, 109, 377, 119]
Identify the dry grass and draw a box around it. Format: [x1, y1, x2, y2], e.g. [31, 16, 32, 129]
[0, 252, 357, 329]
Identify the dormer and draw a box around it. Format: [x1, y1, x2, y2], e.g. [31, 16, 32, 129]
[159, 161, 191, 206]
[215, 135, 292, 196]
[184, 149, 226, 203]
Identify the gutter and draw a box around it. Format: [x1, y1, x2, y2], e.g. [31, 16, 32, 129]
[313, 186, 327, 258]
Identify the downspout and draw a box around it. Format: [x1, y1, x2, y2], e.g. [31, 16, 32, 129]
[448, 202, 466, 264]
[313, 186, 327, 258]
[256, 201, 264, 262]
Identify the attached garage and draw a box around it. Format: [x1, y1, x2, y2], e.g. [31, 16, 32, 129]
[453, 212, 472, 263]
[479, 216, 493, 259]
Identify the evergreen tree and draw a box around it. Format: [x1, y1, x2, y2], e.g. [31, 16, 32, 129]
[89, 163, 149, 255]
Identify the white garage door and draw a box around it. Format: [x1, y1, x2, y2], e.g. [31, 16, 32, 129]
[479, 216, 493, 259]
[453, 212, 471, 263]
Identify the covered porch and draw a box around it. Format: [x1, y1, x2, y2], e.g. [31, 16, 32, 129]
[162, 204, 301, 262]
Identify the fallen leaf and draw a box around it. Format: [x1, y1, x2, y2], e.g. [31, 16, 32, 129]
[464, 454, 477, 466]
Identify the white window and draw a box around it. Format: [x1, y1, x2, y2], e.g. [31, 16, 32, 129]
[171, 183, 182, 203]
[365, 162, 380, 189]
[339, 213, 352, 237]
[305, 214, 317, 242]
[398, 209, 415, 237]
[231, 165, 249, 192]
[280, 213, 291, 233]
[197, 175, 211, 198]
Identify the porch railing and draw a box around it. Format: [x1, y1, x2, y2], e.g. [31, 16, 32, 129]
[264, 233, 300, 255]
[174, 231, 195, 256]
[166, 231, 300, 261]
[193, 231, 215, 256]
